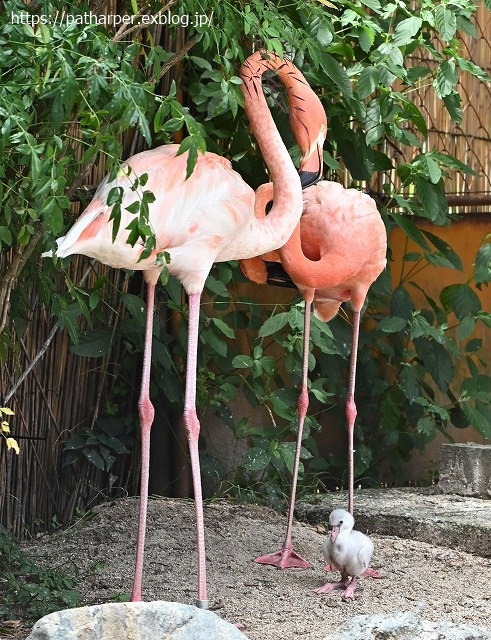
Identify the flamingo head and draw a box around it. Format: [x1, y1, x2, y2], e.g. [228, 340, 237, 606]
[290, 91, 327, 189]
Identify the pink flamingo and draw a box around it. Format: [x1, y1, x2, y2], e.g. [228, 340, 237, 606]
[47, 51, 327, 607]
[240, 180, 387, 569]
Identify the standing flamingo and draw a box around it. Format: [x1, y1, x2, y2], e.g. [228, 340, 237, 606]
[240, 180, 387, 568]
[46, 51, 327, 607]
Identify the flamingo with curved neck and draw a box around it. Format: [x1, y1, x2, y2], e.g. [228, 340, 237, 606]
[46, 51, 327, 607]
[241, 180, 387, 569]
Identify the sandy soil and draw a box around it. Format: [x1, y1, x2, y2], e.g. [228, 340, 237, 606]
[9, 497, 491, 638]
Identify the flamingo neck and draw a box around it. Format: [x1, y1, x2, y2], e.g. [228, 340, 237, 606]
[279, 223, 358, 291]
[240, 52, 304, 256]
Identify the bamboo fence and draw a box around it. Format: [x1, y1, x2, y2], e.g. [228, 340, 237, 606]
[0, 1, 183, 537]
[370, 2, 491, 213]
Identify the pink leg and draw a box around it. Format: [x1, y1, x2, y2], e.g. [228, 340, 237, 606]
[346, 309, 361, 515]
[341, 576, 358, 600]
[314, 572, 350, 595]
[255, 297, 313, 569]
[344, 308, 382, 583]
[183, 293, 208, 608]
[131, 283, 156, 602]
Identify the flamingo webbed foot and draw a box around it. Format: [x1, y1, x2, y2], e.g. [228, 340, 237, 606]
[314, 579, 348, 595]
[255, 547, 312, 569]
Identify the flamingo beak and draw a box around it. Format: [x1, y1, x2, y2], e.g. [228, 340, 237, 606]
[298, 127, 326, 189]
[330, 525, 340, 543]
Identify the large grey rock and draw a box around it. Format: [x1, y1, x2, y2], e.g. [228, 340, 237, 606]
[439, 443, 491, 499]
[26, 601, 248, 640]
[323, 611, 491, 640]
[295, 487, 491, 557]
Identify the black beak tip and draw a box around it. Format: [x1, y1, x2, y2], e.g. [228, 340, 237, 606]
[299, 170, 322, 189]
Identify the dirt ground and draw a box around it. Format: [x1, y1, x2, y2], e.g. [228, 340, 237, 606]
[8, 497, 491, 638]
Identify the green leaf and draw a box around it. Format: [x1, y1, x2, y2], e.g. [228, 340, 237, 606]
[414, 337, 454, 392]
[413, 177, 448, 223]
[122, 293, 145, 322]
[0, 226, 13, 246]
[83, 449, 106, 471]
[391, 286, 414, 320]
[204, 329, 227, 357]
[70, 329, 114, 358]
[358, 25, 376, 53]
[270, 390, 296, 420]
[319, 53, 353, 100]
[458, 316, 475, 340]
[358, 67, 379, 99]
[416, 415, 435, 438]
[398, 365, 420, 404]
[379, 316, 407, 333]
[379, 389, 401, 431]
[390, 214, 430, 251]
[410, 313, 445, 343]
[434, 60, 458, 98]
[204, 274, 229, 298]
[316, 20, 333, 47]
[441, 283, 481, 319]
[421, 230, 463, 271]
[212, 317, 235, 339]
[243, 446, 271, 471]
[333, 125, 374, 180]
[392, 17, 422, 46]
[461, 374, 491, 402]
[232, 354, 254, 368]
[465, 338, 482, 353]
[442, 91, 463, 123]
[457, 58, 490, 82]
[435, 5, 457, 42]
[421, 155, 441, 184]
[259, 312, 290, 338]
[64, 435, 88, 450]
[474, 242, 491, 286]
[461, 403, 491, 438]
[354, 442, 372, 476]
[188, 56, 213, 71]
[365, 99, 385, 146]
[278, 442, 298, 474]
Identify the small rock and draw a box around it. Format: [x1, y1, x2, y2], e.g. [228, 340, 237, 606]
[439, 443, 491, 499]
[26, 601, 249, 640]
[322, 611, 491, 640]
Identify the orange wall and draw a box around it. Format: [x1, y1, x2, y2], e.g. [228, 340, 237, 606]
[389, 216, 490, 481]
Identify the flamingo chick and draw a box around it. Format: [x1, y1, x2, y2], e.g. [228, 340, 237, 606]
[314, 508, 378, 600]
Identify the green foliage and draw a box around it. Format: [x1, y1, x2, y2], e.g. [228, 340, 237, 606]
[0, 525, 81, 622]
[0, 0, 490, 508]
[63, 417, 131, 472]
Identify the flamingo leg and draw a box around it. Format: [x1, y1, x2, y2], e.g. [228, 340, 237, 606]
[255, 297, 313, 569]
[346, 309, 361, 516]
[341, 576, 359, 600]
[131, 283, 156, 602]
[314, 572, 350, 595]
[345, 309, 384, 583]
[183, 292, 208, 608]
